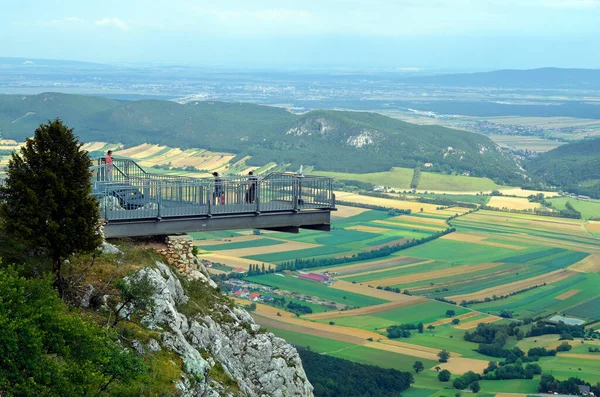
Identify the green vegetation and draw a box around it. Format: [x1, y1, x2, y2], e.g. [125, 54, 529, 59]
[298, 348, 413, 397]
[0, 119, 101, 289]
[0, 268, 144, 396]
[527, 137, 600, 198]
[0, 93, 524, 183]
[547, 197, 600, 219]
[198, 238, 284, 251]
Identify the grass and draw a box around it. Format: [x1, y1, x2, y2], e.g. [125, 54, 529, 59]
[478, 379, 540, 394]
[418, 172, 502, 192]
[314, 229, 382, 245]
[264, 327, 355, 353]
[316, 301, 468, 331]
[539, 354, 600, 383]
[564, 296, 600, 319]
[329, 345, 439, 374]
[548, 197, 600, 219]
[402, 239, 518, 264]
[246, 273, 388, 307]
[313, 167, 414, 189]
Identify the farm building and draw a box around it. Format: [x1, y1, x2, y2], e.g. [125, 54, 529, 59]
[232, 267, 247, 274]
[234, 291, 244, 298]
[299, 273, 332, 284]
[248, 292, 261, 302]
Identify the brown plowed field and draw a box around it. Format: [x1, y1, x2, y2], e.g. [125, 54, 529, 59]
[425, 311, 480, 327]
[366, 238, 411, 251]
[253, 315, 369, 345]
[555, 290, 581, 300]
[333, 205, 369, 219]
[249, 302, 384, 340]
[199, 253, 276, 271]
[455, 315, 503, 329]
[587, 221, 600, 233]
[328, 280, 427, 302]
[337, 259, 434, 279]
[568, 254, 600, 273]
[448, 269, 576, 302]
[374, 263, 502, 287]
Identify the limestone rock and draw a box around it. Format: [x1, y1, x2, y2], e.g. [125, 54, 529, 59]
[101, 241, 122, 255]
[128, 263, 313, 397]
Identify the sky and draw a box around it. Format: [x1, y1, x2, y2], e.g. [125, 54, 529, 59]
[2, 0, 600, 70]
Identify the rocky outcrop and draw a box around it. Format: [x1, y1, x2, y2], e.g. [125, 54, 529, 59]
[129, 262, 313, 397]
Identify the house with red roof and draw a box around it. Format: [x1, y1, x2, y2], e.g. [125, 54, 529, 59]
[248, 292, 261, 302]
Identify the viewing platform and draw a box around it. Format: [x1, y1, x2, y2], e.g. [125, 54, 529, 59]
[91, 158, 335, 238]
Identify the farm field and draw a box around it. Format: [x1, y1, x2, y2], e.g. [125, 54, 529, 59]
[548, 197, 600, 219]
[194, 197, 600, 393]
[487, 196, 542, 211]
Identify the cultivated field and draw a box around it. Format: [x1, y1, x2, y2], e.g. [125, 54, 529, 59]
[487, 196, 542, 211]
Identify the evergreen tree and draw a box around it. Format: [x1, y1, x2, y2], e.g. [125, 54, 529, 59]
[0, 119, 101, 288]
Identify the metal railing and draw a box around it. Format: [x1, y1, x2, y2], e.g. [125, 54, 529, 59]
[92, 158, 335, 222]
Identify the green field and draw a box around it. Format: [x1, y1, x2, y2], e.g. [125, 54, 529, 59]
[548, 197, 600, 219]
[246, 273, 388, 307]
[316, 301, 469, 331]
[401, 239, 519, 264]
[314, 167, 504, 192]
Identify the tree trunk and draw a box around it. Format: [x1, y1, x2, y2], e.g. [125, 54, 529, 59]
[53, 255, 63, 296]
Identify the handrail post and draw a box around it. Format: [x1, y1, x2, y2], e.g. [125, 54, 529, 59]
[292, 177, 299, 212]
[157, 182, 162, 219]
[255, 179, 261, 213]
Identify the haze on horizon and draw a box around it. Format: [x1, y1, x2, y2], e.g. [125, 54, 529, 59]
[2, 0, 600, 71]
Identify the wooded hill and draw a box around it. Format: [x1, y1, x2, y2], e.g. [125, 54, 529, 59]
[0, 92, 525, 183]
[527, 138, 600, 198]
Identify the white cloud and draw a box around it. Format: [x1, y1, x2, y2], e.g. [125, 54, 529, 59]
[95, 17, 128, 30]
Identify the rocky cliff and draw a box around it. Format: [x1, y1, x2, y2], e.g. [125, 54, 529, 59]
[124, 261, 313, 397]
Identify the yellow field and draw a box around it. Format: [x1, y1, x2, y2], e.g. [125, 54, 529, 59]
[455, 315, 503, 329]
[337, 259, 434, 280]
[555, 290, 581, 300]
[198, 253, 276, 271]
[496, 188, 560, 198]
[347, 225, 391, 233]
[568, 253, 600, 273]
[587, 221, 600, 233]
[441, 232, 526, 250]
[449, 269, 576, 302]
[488, 196, 542, 211]
[374, 263, 501, 287]
[209, 240, 320, 257]
[390, 215, 448, 226]
[333, 191, 440, 213]
[333, 205, 369, 219]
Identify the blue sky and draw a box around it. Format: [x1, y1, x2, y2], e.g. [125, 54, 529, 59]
[2, 0, 600, 70]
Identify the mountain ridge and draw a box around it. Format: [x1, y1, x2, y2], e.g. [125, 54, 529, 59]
[0, 92, 524, 184]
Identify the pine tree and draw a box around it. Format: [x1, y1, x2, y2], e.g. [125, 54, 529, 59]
[0, 119, 101, 289]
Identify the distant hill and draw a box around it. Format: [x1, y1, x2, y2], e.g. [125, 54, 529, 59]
[527, 138, 600, 198]
[408, 67, 600, 89]
[0, 92, 524, 184]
